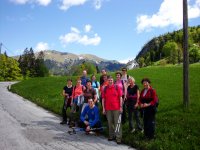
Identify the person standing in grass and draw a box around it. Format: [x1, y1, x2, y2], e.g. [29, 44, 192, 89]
[102, 76, 123, 144]
[99, 69, 107, 86]
[126, 76, 142, 132]
[139, 78, 157, 139]
[115, 72, 127, 124]
[69, 77, 85, 127]
[60, 79, 73, 125]
[81, 70, 89, 87]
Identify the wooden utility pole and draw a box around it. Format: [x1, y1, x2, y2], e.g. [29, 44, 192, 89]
[183, 0, 189, 108]
[0, 43, 2, 54]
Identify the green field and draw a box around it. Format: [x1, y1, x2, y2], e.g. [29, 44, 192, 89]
[10, 63, 200, 150]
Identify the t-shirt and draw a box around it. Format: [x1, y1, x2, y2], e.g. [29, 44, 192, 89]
[73, 85, 84, 98]
[83, 88, 97, 103]
[115, 80, 124, 95]
[92, 81, 100, 99]
[127, 84, 139, 100]
[63, 86, 73, 97]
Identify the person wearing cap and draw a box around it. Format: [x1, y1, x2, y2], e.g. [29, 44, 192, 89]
[139, 78, 157, 139]
[60, 79, 73, 125]
[79, 98, 102, 132]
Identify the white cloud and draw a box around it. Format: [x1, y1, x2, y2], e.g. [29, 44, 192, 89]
[10, 0, 51, 6]
[136, 0, 200, 33]
[84, 24, 92, 32]
[36, 0, 51, 6]
[119, 57, 135, 64]
[35, 42, 49, 52]
[59, 25, 101, 46]
[71, 27, 80, 33]
[59, 0, 88, 10]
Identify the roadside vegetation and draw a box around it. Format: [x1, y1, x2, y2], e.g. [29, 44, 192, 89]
[10, 63, 200, 150]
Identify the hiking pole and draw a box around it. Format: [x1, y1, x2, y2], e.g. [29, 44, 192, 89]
[68, 126, 106, 135]
[115, 113, 121, 134]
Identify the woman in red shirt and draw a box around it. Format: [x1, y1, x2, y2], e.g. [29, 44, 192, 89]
[139, 78, 157, 139]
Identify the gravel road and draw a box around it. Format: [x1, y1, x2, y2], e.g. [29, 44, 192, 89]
[0, 82, 135, 150]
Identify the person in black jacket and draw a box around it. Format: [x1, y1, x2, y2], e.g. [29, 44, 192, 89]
[60, 79, 73, 125]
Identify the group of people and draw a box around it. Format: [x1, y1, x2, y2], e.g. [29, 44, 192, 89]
[60, 68, 158, 144]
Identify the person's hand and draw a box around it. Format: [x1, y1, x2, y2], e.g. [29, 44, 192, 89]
[134, 103, 138, 109]
[102, 108, 106, 115]
[86, 126, 90, 132]
[120, 107, 123, 113]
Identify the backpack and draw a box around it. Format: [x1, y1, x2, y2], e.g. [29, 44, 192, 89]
[150, 88, 159, 108]
[94, 81, 99, 88]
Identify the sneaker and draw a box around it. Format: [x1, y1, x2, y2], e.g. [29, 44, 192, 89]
[60, 121, 67, 125]
[69, 122, 75, 128]
[108, 137, 115, 141]
[116, 139, 121, 144]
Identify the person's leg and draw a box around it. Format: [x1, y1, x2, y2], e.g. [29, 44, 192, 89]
[60, 100, 67, 124]
[134, 108, 142, 130]
[147, 107, 156, 139]
[106, 110, 115, 140]
[127, 105, 133, 131]
[113, 110, 122, 143]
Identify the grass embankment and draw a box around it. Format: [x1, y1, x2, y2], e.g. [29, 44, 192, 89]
[10, 63, 200, 150]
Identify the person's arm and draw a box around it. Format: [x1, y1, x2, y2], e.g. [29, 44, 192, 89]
[134, 89, 140, 108]
[120, 96, 123, 113]
[80, 106, 88, 124]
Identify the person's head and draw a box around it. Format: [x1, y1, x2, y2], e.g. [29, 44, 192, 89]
[115, 72, 122, 80]
[101, 69, 106, 75]
[86, 80, 92, 88]
[67, 79, 72, 85]
[107, 76, 114, 86]
[102, 74, 108, 81]
[141, 78, 151, 89]
[76, 77, 82, 85]
[91, 74, 96, 81]
[88, 98, 95, 108]
[82, 70, 87, 76]
[121, 67, 127, 74]
[128, 76, 135, 85]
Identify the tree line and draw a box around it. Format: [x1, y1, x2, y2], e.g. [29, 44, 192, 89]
[136, 25, 200, 67]
[0, 48, 49, 81]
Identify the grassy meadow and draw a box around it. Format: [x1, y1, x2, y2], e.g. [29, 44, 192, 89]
[10, 63, 200, 150]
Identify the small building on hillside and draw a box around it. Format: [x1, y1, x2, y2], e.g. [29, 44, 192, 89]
[126, 59, 139, 70]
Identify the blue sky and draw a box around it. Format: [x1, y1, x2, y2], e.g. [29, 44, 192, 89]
[0, 0, 200, 63]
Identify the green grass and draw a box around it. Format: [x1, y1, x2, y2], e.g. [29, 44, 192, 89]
[10, 63, 200, 150]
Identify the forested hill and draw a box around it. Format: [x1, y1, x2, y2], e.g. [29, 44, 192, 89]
[135, 25, 200, 67]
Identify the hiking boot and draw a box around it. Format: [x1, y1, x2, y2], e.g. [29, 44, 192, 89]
[60, 121, 67, 125]
[108, 137, 115, 141]
[69, 122, 75, 128]
[116, 139, 121, 144]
